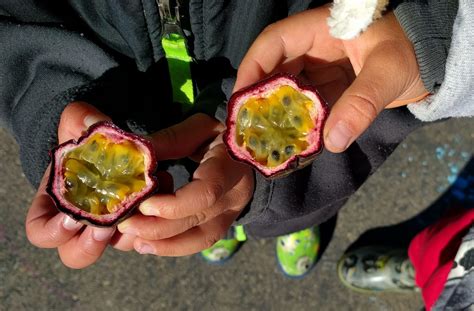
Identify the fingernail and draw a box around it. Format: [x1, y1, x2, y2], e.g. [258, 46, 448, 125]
[84, 115, 103, 128]
[117, 221, 137, 235]
[326, 121, 353, 151]
[62, 216, 83, 231]
[137, 243, 155, 255]
[92, 227, 115, 241]
[139, 201, 159, 216]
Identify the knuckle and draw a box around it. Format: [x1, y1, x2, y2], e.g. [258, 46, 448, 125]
[204, 182, 224, 207]
[45, 229, 62, 246]
[148, 226, 165, 240]
[160, 128, 178, 146]
[167, 208, 180, 219]
[346, 92, 380, 124]
[187, 212, 206, 228]
[79, 244, 100, 259]
[195, 211, 208, 225]
[257, 23, 281, 50]
[262, 22, 278, 34]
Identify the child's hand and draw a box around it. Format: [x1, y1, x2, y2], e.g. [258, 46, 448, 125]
[235, 6, 427, 153]
[117, 114, 255, 256]
[25, 102, 120, 269]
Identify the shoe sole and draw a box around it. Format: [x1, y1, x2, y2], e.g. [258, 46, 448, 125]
[336, 253, 419, 294]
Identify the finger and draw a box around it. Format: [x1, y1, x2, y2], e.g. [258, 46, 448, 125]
[132, 210, 239, 256]
[57, 226, 115, 269]
[110, 232, 135, 252]
[323, 41, 416, 153]
[117, 214, 202, 241]
[26, 206, 83, 248]
[138, 143, 248, 219]
[26, 169, 84, 248]
[118, 185, 247, 241]
[234, 6, 343, 92]
[149, 113, 224, 160]
[58, 101, 111, 143]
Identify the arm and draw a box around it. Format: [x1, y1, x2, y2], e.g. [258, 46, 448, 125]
[0, 4, 174, 268]
[0, 15, 118, 187]
[228, 6, 428, 235]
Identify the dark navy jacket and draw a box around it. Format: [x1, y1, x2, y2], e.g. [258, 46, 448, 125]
[0, 0, 426, 237]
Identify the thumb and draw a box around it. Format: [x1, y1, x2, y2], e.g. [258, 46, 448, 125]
[149, 113, 224, 160]
[323, 42, 418, 153]
[58, 101, 111, 143]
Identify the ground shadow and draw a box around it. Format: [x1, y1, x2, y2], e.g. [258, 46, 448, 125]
[346, 157, 474, 252]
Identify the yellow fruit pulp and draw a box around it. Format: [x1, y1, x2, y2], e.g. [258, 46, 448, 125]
[236, 85, 316, 167]
[63, 133, 146, 215]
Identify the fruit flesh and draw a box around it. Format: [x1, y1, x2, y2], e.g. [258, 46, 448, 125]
[63, 133, 146, 215]
[236, 85, 316, 167]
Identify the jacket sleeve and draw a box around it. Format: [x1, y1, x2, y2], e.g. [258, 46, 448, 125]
[0, 15, 121, 187]
[395, 0, 474, 121]
[398, 0, 474, 121]
[394, 0, 458, 93]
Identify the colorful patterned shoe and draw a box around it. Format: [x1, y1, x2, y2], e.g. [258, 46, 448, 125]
[338, 246, 418, 293]
[200, 238, 242, 264]
[276, 226, 320, 278]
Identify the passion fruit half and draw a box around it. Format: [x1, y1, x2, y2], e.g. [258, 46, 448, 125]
[224, 73, 329, 179]
[47, 122, 158, 227]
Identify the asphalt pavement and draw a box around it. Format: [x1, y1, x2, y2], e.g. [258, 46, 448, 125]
[1, 117, 473, 311]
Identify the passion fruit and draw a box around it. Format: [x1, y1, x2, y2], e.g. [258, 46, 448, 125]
[47, 122, 158, 227]
[224, 73, 329, 179]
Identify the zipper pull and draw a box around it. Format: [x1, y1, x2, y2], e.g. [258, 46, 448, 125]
[157, 0, 195, 110]
[157, 0, 185, 37]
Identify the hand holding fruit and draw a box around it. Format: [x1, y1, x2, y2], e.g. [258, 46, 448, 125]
[235, 6, 427, 153]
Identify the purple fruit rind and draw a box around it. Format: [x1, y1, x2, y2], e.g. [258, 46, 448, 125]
[47, 121, 158, 227]
[224, 73, 329, 179]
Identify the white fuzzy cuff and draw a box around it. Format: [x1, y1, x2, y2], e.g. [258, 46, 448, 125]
[327, 0, 389, 40]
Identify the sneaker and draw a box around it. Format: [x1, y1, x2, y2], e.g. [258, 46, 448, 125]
[276, 226, 320, 278]
[200, 238, 243, 264]
[337, 246, 418, 293]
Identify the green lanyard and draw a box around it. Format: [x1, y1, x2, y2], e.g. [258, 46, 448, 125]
[158, 0, 247, 242]
[158, 0, 195, 111]
[162, 34, 194, 110]
[234, 225, 247, 242]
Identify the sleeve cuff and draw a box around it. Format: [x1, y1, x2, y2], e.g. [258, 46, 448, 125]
[394, 1, 459, 93]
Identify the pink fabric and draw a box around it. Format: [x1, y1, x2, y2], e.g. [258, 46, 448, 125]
[408, 208, 474, 310]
